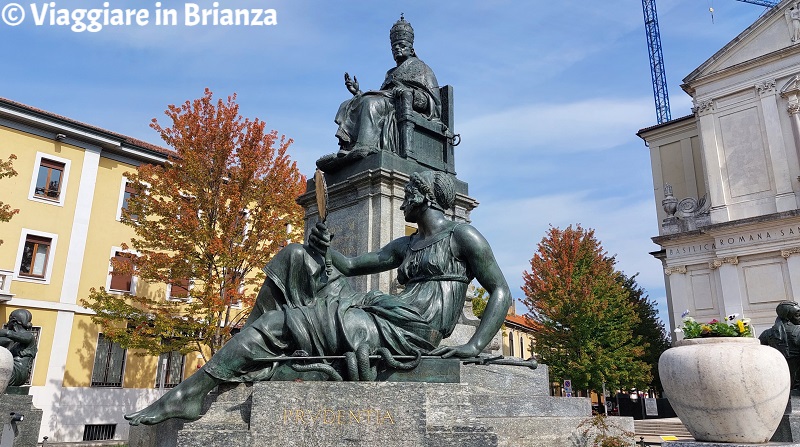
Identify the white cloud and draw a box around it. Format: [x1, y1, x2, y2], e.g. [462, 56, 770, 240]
[458, 98, 655, 154]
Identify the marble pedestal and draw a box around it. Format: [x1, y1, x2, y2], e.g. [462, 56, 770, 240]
[297, 155, 477, 294]
[172, 363, 627, 447]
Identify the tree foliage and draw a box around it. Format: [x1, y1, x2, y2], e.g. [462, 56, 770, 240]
[521, 225, 650, 392]
[471, 286, 488, 319]
[0, 154, 19, 244]
[81, 89, 306, 358]
[619, 273, 671, 392]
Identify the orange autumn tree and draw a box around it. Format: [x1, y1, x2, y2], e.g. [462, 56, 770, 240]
[522, 225, 650, 393]
[0, 154, 19, 245]
[82, 89, 306, 358]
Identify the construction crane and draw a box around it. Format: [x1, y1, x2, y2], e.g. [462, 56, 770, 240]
[642, 0, 779, 124]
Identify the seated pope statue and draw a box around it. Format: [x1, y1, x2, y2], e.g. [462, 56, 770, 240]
[333, 15, 441, 159]
[125, 171, 511, 426]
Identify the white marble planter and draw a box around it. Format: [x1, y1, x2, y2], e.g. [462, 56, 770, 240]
[0, 346, 13, 394]
[659, 337, 790, 443]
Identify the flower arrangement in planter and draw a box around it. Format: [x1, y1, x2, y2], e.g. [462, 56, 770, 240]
[660, 310, 789, 443]
[675, 311, 752, 339]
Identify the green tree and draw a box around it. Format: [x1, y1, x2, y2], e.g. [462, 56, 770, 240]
[471, 286, 488, 318]
[620, 273, 670, 392]
[0, 154, 19, 245]
[81, 89, 306, 359]
[521, 225, 650, 393]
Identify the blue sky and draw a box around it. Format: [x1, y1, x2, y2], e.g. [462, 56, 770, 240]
[1, 0, 778, 327]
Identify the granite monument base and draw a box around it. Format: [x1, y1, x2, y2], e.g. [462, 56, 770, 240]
[172, 362, 629, 447]
[771, 392, 800, 442]
[0, 390, 42, 447]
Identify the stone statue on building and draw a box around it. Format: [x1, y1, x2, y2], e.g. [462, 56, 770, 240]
[318, 15, 443, 171]
[125, 171, 511, 426]
[660, 183, 711, 234]
[760, 301, 800, 389]
[786, 3, 800, 43]
[0, 309, 37, 387]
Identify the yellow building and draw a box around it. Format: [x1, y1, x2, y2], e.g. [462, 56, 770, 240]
[501, 306, 537, 359]
[0, 97, 190, 442]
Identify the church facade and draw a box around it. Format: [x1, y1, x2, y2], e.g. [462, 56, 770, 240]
[639, 0, 800, 338]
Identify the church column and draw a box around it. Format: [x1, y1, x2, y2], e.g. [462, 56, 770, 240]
[693, 99, 729, 222]
[710, 257, 743, 319]
[757, 79, 797, 212]
[780, 75, 800, 198]
[782, 248, 800, 301]
[665, 265, 689, 339]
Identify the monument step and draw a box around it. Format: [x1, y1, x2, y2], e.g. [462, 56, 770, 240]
[176, 430, 252, 447]
[634, 417, 692, 438]
[426, 425, 499, 447]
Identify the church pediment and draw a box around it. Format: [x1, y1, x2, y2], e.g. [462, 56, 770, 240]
[684, 0, 800, 88]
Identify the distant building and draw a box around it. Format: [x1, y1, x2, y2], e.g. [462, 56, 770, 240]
[0, 97, 189, 442]
[638, 2, 800, 338]
[502, 306, 537, 359]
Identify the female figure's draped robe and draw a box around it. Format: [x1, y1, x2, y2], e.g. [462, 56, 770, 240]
[205, 225, 472, 382]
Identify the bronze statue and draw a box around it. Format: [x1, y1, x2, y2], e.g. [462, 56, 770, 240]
[0, 309, 37, 387]
[125, 171, 511, 426]
[332, 15, 441, 161]
[760, 301, 800, 388]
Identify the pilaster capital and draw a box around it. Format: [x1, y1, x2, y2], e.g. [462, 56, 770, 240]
[756, 79, 777, 97]
[782, 247, 800, 258]
[781, 75, 800, 115]
[692, 99, 715, 116]
[709, 256, 738, 269]
[664, 266, 687, 276]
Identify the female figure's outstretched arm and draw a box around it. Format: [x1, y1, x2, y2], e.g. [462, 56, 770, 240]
[429, 224, 511, 358]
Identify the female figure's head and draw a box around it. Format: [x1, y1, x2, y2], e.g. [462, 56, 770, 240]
[401, 171, 455, 222]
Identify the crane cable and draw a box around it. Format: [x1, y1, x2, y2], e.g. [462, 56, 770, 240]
[708, 0, 715, 23]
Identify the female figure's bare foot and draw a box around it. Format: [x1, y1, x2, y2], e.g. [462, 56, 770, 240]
[125, 370, 219, 426]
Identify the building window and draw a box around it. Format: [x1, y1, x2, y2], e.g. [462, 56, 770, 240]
[91, 333, 126, 387]
[83, 424, 116, 441]
[117, 178, 140, 221]
[14, 229, 58, 284]
[35, 158, 65, 200]
[20, 327, 41, 386]
[509, 330, 515, 357]
[28, 153, 70, 206]
[121, 182, 138, 221]
[167, 278, 191, 301]
[108, 251, 134, 293]
[19, 235, 52, 278]
[156, 351, 184, 389]
[225, 270, 244, 308]
[520, 337, 525, 357]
